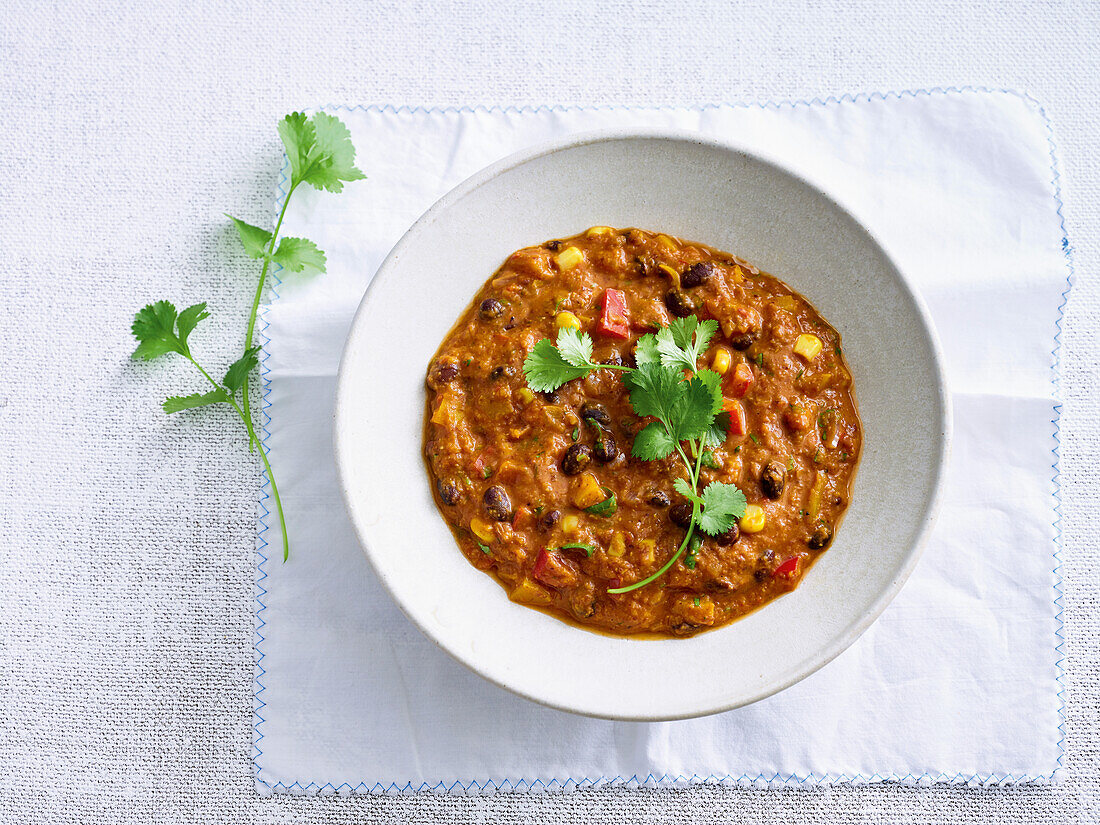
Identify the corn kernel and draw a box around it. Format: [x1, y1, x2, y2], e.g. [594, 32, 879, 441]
[555, 311, 582, 331]
[510, 578, 552, 606]
[585, 225, 614, 237]
[656, 233, 679, 252]
[554, 246, 584, 271]
[793, 333, 823, 361]
[711, 347, 732, 375]
[562, 514, 580, 535]
[607, 532, 626, 557]
[571, 472, 605, 510]
[516, 387, 535, 405]
[739, 504, 766, 533]
[470, 518, 495, 544]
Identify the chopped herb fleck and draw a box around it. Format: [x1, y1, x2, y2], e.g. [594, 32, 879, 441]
[571, 426, 579, 442]
[701, 450, 720, 470]
[813, 448, 822, 463]
[749, 433, 761, 445]
[755, 352, 764, 367]
[787, 456, 794, 472]
[796, 368, 804, 379]
[463, 358, 472, 366]
[482, 466, 494, 479]
[478, 543, 491, 554]
[693, 597, 701, 607]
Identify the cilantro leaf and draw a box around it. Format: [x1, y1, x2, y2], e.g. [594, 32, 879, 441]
[307, 112, 367, 192]
[701, 411, 730, 448]
[132, 300, 209, 361]
[227, 215, 272, 259]
[672, 477, 698, 502]
[280, 112, 366, 193]
[585, 488, 617, 517]
[622, 361, 684, 422]
[175, 302, 210, 349]
[277, 112, 317, 185]
[272, 236, 327, 274]
[669, 369, 723, 442]
[696, 482, 748, 536]
[131, 301, 182, 360]
[162, 389, 229, 414]
[632, 421, 677, 461]
[634, 332, 661, 367]
[523, 339, 592, 392]
[556, 327, 594, 368]
[656, 316, 719, 372]
[223, 346, 261, 394]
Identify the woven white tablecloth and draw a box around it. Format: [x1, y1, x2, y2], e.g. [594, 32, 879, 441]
[2, 1, 1098, 822]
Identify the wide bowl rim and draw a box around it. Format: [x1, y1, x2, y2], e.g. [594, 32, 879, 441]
[333, 127, 952, 721]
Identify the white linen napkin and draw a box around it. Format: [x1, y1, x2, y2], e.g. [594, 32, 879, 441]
[254, 90, 1067, 794]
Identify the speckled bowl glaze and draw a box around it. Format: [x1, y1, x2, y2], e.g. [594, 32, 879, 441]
[334, 130, 950, 721]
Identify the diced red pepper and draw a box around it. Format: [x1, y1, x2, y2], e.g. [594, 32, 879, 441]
[722, 398, 747, 436]
[729, 362, 754, 398]
[773, 556, 800, 579]
[597, 288, 631, 339]
[532, 548, 579, 590]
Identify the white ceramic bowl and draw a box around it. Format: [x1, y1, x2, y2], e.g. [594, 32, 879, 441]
[335, 130, 950, 721]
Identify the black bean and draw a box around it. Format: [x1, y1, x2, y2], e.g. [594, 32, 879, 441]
[489, 365, 515, 380]
[635, 254, 660, 277]
[544, 239, 562, 251]
[537, 509, 562, 532]
[681, 261, 714, 288]
[478, 298, 505, 319]
[437, 480, 461, 505]
[669, 502, 693, 529]
[540, 390, 560, 404]
[753, 568, 770, 583]
[760, 461, 786, 499]
[579, 403, 611, 428]
[561, 444, 593, 475]
[483, 485, 512, 521]
[503, 316, 517, 330]
[728, 330, 757, 351]
[665, 289, 696, 318]
[427, 361, 459, 389]
[808, 523, 833, 549]
[715, 523, 740, 546]
[647, 490, 670, 507]
[593, 432, 618, 463]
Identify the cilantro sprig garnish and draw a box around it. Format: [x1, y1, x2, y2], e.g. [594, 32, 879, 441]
[130, 112, 364, 561]
[523, 315, 747, 593]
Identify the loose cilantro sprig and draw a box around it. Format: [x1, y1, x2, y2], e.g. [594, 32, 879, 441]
[130, 112, 364, 561]
[523, 315, 747, 593]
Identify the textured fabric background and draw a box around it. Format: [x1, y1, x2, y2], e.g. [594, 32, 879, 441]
[0, 2, 1096, 823]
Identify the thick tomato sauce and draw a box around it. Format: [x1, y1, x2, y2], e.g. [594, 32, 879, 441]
[424, 227, 861, 636]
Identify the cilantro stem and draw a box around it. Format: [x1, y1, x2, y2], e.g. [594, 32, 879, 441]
[186, 354, 290, 560]
[241, 179, 299, 451]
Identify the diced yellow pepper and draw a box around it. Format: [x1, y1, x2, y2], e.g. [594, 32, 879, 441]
[554, 246, 584, 271]
[732, 264, 745, 283]
[638, 539, 656, 565]
[562, 514, 580, 536]
[585, 225, 614, 237]
[773, 295, 799, 312]
[658, 263, 680, 279]
[555, 311, 582, 331]
[793, 333, 824, 361]
[571, 472, 605, 510]
[516, 387, 535, 405]
[656, 233, 679, 252]
[808, 470, 827, 519]
[470, 518, 495, 544]
[711, 347, 732, 375]
[739, 504, 766, 533]
[607, 532, 626, 557]
[510, 578, 552, 606]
